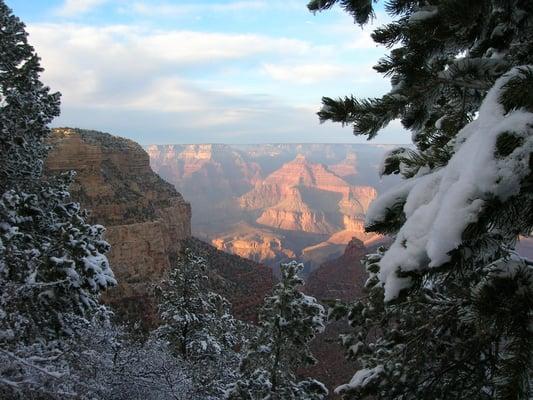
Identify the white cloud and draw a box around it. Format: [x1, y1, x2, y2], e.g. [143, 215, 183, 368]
[127, 0, 305, 17]
[262, 62, 377, 84]
[262, 63, 349, 84]
[24, 19, 405, 143]
[130, 1, 267, 16]
[56, 0, 108, 17]
[26, 23, 313, 110]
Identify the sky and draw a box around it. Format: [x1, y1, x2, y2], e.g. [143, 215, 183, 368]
[7, 0, 410, 144]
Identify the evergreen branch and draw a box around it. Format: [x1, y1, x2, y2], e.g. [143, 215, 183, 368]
[308, 0, 375, 25]
[499, 67, 533, 114]
[0, 348, 66, 380]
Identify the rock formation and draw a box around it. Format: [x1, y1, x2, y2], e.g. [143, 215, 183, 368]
[147, 144, 393, 271]
[237, 155, 379, 270]
[240, 156, 376, 234]
[46, 128, 192, 327]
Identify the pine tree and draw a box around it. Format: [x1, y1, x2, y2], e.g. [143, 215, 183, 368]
[0, 2, 116, 397]
[226, 261, 328, 400]
[158, 248, 242, 398]
[0, 2, 60, 190]
[309, 1, 533, 398]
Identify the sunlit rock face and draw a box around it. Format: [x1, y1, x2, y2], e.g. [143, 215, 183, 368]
[47, 128, 192, 327]
[147, 143, 397, 273]
[243, 155, 375, 233]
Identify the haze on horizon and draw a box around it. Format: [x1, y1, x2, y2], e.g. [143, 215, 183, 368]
[7, 0, 410, 145]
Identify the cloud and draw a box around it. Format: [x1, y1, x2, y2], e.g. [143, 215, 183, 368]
[27, 23, 313, 106]
[130, 1, 268, 16]
[262, 63, 348, 84]
[262, 62, 380, 85]
[261, 61, 379, 85]
[25, 20, 406, 144]
[55, 0, 108, 17]
[127, 1, 306, 17]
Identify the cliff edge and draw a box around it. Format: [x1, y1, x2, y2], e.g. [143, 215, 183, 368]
[46, 128, 192, 326]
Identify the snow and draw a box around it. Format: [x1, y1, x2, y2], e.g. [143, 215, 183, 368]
[409, 6, 438, 23]
[365, 177, 417, 225]
[335, 365, 384, 394]
[378, 146, 416, 177]
[367, 66, 533, 300]
[82, 253, 116, 289]
[434, 116, 445, 130]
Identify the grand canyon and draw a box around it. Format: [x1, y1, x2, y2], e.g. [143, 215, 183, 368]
[40, 128, 533, 398]
[147, 143, 399, 274]
[23, 127, 533, 399]
[45, 128, 382, 394]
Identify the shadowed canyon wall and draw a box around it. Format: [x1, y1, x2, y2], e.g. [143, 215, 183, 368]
[302, 238, 369, 398]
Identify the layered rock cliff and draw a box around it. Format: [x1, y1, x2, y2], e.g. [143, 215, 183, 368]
[46, 128, 192, 327]
[240, 155, 377, 235]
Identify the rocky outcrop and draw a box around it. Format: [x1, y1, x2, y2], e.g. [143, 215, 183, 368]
[211, 222, 296, 265]
[46, 128, 192, 327]
[241, 156, 376, 237]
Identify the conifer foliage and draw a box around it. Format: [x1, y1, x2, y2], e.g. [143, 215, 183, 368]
[158, 248, 240, 359]
[310, 0, 533, 399]
[226, 261, 328, 400]
[158, 248, 242, 398]
[0, 1, 116, 397]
